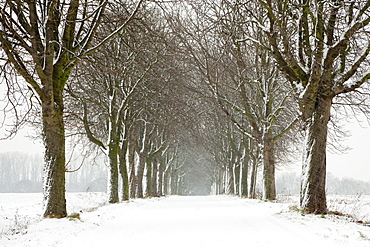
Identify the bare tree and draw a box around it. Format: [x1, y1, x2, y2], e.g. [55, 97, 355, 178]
[161, 0, 300, 200]
[0, 0, 143, 217]
[253, 0, 370, 213]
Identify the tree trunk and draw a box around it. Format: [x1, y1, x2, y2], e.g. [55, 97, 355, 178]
[228, 164, 235, 194]
[240, 158, 249, 197]
[136, 153, 146, 198]
[119, 142, 129, 201]
[262, 131, 276, 200]
[158, 158, 164, 196]
[128, 134, 137, 198]
[249, 156, 257, 199]
[220, 167, 226, 194]
[300, 97, 332, 214]
[108, 140, 119, 203]
[151, 157, 159, 197]
[234, 163, 240, 195]
[163, 165, 171, 195]
[42, 96, 67, 218]
[146, 155, 153, 196]
[171, 168, 178, 195]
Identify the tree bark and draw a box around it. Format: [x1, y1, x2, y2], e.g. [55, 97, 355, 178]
[146, 155, 153, 196]
[128, 131, 137, 198]
[158, 158, 164, 196]
[108, 139, 119, 203]
[262, 131, 276, 200]
[300, 97, 332, 214]
[240, 156, 249, 197]
[220, 167, 226, 194]
[228, 164, 235, 194]
[42, 94, 67, 218]
[151, 157, 159, 197]
[171, 168, 178, 195]
[249, 156, 258, 199]
[163, 165, 171, 195]
[234, 163, 240, 195]
[136, 153, 146, 198]
[119, 141, 129, 201]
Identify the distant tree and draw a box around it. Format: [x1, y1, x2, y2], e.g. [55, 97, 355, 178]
[161, 0, 300, 200]
[0, 152, 43, 192]
[0, 0, 143, 217]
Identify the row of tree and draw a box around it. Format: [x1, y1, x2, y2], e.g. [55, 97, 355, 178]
[4, 151, 370, 196]
[1, 0, 370, 218]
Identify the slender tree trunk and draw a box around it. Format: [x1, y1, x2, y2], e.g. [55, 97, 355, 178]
[234, 163, 240, 195]
[42, 94, 67, 218]
[108, 139, 119, 203]
[158, 158, 164, 196]
[128, 134, 136, 198]
[146, 155, 153, 196]
[300, 97, 332, 214]
[163, 165, 171, 195]
[171, 168, 178, 195]
[228, 164, 235, 194]
[249, 157, 257, 199]
[262, 131, 276, 200]
[240, 158, 249, 197]
[152, 157, 159, 197]
[119, 141, 129, 201]
[220, 167, 225, 194]
[136, 153, 146, 198]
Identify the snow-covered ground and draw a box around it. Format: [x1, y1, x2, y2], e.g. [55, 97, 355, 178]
[1, 193, 370, 247]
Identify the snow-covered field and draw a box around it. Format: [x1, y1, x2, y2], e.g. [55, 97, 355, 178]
[1, 193, 370, 246]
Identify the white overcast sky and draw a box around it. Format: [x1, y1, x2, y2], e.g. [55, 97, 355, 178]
[327, 120, 370, 182]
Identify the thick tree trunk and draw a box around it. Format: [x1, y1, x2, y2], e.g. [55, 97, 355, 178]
[262, 131, 276, 200]
[300, 97, 332, 214]
[42, 97, 67, 218]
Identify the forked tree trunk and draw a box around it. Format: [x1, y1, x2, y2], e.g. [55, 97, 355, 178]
[262, 131, 276, 200]
[300, 97, 332, 214]
[42, 97, 67, 218]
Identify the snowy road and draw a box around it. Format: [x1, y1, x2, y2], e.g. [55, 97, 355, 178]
[2, 195, 370, 246]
